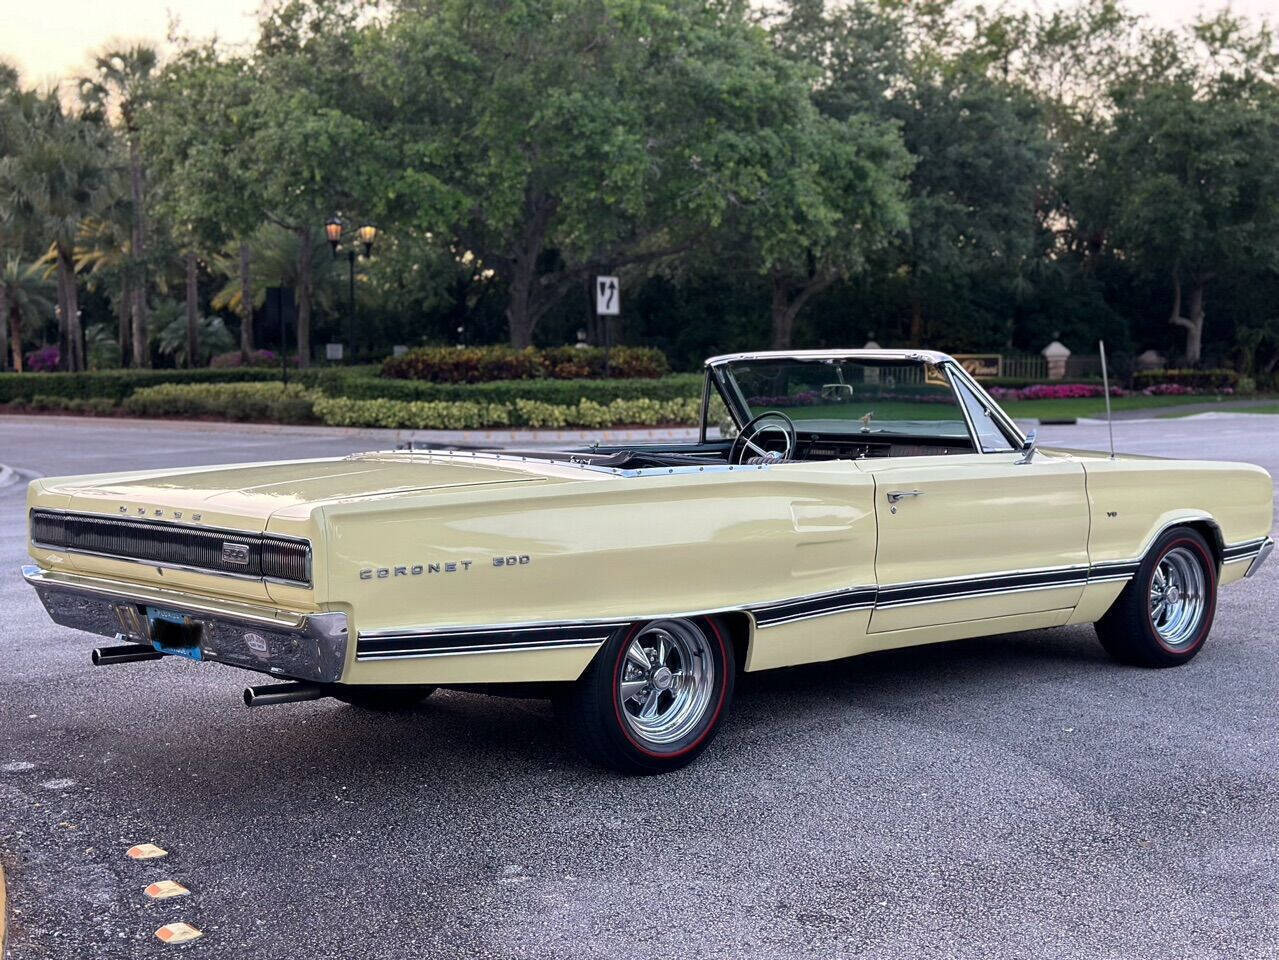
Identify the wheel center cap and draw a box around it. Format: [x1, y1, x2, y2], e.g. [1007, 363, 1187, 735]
[651, 666, 674, 691]
[1165, 585, 1181, 605]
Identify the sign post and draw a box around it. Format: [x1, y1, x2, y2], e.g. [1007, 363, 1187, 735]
[595, 275, 620, 377]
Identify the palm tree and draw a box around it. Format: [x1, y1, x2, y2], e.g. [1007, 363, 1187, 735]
[0, 255, 55, 372]
[80, 44, 158, 368]
[210, 224, 337, 340]
[0, 92, 110, 371]
[75, 203, 135, 365]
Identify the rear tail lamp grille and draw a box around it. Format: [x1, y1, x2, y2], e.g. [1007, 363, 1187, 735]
[29, 509, 311, 586]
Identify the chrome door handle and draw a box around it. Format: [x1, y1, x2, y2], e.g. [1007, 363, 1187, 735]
[886, 489, 923, 504]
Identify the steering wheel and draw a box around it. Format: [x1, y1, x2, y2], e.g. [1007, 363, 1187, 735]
[729, 410, 797, 465]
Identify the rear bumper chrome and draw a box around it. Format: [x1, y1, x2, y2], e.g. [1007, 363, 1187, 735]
[21, 565, 348, 683]
[1247, 538, 1274, 579]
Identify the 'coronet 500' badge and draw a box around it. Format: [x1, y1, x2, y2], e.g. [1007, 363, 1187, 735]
[359, 555, 531, 581]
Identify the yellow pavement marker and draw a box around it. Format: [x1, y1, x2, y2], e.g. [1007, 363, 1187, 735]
[126, 843, 168, 860]
[155, 922, 203, 944]
[144, 881, 190, 900]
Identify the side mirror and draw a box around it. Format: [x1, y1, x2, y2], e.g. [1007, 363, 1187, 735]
[1015, 428, 1038, 465]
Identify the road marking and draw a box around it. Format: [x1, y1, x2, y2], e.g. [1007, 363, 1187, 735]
[145, 881, 191, 900]
[127, 843, 168, 860]
[40, 778, 76, 790]
[0, 762, 34, 772]
[155, 922, 202, 943]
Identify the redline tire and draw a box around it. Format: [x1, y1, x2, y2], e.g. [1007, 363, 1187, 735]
[555, 617, 735, 775]
[1096, 527, 1217, 668]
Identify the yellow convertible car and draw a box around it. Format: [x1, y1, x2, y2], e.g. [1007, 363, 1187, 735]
[22, 350, 1274, 773]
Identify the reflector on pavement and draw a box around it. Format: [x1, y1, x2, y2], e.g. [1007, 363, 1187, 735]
[127, 843, 168, 860]
[145, 880, 190, 900]
[155, 922, 202, 943]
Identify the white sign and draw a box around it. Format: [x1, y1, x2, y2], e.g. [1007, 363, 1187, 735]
[595, 276, 620, 316]
[326, 343, 344, 361]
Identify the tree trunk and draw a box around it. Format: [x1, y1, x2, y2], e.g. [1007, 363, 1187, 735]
[117, 277, 131, 366]
[294, 226, 312, 367]
[1168, 272, 1205, 366]
[506, 251, 536, 349]
[239, 241, 254, 359]
[55, 259, 70, 371]
[130, 284, 149, 368]
[128, 139, 150, 368]
[909, 292, 924, 346]
[185, 251, 199, 368]
[56, 244, 84, 372]
[0, 283, 7, 372]
[7, 296, 23, 373]
[771, 269, 835, 349]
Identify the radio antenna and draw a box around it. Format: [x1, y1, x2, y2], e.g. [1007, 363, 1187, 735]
[1099, 340, 1116, 460]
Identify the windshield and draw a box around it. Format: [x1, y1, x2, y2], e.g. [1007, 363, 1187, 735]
[717, 357, 970, 439]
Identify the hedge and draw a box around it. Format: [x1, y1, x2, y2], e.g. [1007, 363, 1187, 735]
[380, 345, 668, 382]
[1131, 369, 1239, 391]
[314, 395, 701, 429]
[122, 383, 322, 423]
[0, 366, 696, 406]
[329, 372, 703, 405]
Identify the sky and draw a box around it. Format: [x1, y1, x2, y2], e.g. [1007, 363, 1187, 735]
[1, 0, 1275, 88]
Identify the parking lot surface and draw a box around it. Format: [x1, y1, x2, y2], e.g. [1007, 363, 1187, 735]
[0, 414, 1275, 959]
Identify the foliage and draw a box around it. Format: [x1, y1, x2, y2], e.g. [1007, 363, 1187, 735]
[209, 349, 291, 368]
[313, 396, 701, 430]
[122, 382, 320, 422]
[24, 345, 59, 372]
[1131, 368, 1240, 391]
[0, 366, 288, 403]
[381, 346, 669, 382]
[326, 373, 702, 405]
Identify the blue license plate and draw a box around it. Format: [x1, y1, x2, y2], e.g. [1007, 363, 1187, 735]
[146, 607, 204, 661]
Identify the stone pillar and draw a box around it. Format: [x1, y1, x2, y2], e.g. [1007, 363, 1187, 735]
[1042, 340, 1071, 380]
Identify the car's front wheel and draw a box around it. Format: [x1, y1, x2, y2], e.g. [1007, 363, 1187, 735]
[1095, 526, 1218, 667]
[556, 617, 735, 774]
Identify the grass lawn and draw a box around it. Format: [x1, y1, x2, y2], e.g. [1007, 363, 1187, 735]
[997, 394, 1238, 421]
[767, 393, 1261, 426]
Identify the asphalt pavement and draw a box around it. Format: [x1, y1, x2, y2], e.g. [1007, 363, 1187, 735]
[0, 413, 1276, 959]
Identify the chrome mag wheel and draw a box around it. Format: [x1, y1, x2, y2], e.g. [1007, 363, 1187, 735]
[1149, 545, 1208, 649]
[617, 619, 715, 746]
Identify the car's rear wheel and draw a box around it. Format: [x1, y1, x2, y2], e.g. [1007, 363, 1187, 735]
[555, 617, 734, 774]
[334, 685, 437, 710]
[1095, 526, 1217, 667]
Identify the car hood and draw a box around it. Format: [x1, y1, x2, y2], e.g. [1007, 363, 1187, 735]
[32, 452, 577, 533]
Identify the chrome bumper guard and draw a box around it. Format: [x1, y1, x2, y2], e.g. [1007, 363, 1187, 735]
[22, 565, 348, 684]
[1247, 538, 1274, 579]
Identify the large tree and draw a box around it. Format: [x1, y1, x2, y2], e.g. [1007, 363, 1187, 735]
[1078, 15, 1279, 364]
[80, 44, 159, 367]
[361, 0, 842, 347]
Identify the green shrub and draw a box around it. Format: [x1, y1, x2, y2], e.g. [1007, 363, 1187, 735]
[312, 396, 701, 430]
[123, 383, 321, 423]
[328, 372, 702, 405]
[380, 345, 669, 382]
[1132, 368, 1239, 391]
[10, 395, 118, 415]
[0, 368, 289, 404]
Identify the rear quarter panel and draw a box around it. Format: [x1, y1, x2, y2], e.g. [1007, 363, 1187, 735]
[322, 461, 878, 677]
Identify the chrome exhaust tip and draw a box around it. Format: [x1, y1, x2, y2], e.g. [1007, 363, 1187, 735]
[243, 681, 327, 708]
[91, 643, 164, 666]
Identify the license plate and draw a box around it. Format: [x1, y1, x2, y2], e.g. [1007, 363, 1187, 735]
[146, 608, 204, 661]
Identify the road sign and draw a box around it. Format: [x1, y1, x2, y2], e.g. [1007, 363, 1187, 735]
[595, 276, 620, 316]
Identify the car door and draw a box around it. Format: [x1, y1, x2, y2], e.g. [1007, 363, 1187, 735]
[858, 376, 1090, 633]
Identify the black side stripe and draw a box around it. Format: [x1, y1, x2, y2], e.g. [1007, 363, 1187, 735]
[358, 622, 611, 660]
[751, 589, 877, 627]
[355, 540, 1267, 656]
[1223, 538, 1267, 562]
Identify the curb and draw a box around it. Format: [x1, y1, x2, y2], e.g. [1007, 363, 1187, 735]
[0, 413, 700, 446]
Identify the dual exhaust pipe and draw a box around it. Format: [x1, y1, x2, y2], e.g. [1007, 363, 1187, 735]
[90, 644, 327, 707]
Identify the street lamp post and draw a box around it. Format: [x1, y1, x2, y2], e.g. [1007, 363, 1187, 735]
[324, 217, 378, 361]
